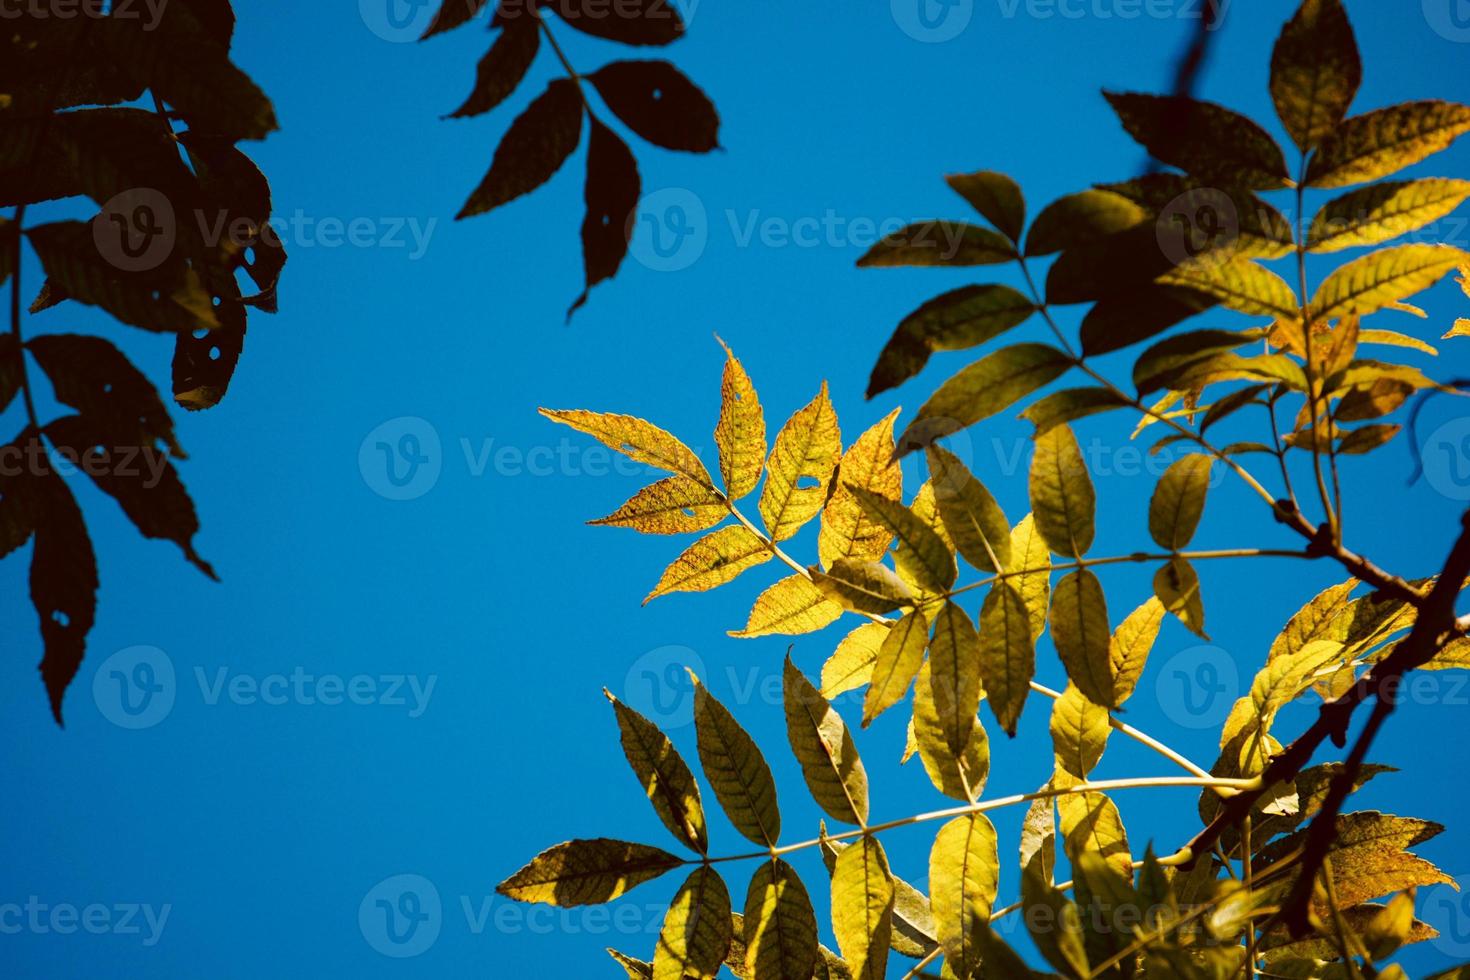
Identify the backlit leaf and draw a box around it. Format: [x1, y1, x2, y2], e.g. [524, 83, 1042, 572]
[928, 601, 983, 757]
[590, 476, 727, 535]
[857, 222, 1014, 268]
[760, 382, 841, 541]
[1103, 91, 1290, 190]
[732, 574, 842, 638]
[912, 661, 990, 802]
[497, 838, 684, 906]
[644, 525, 772, 603]
[978, 583, 1034, 736]
[653, 866, 732, 980]
[866, 285, 1036, 398]
[927, 445, 1012, 573]
[899, 344, 1072, 453]
[693, 674, 781, 847]
[847, 485, 955, 595]
[1155, 557, 1208, 638]
[1148, 454, 1213, 550]
[589, 60, 719, 152]
[1339, 422, 1400, 454]
[822, 623, 889, 698]
[1050, 570, 1114, 709]
[1051, 683, 1111, 780]
[1307, 100, 1470, 188]
[1257, 811, 1453, 911]
[831, 836, 895, 980]
[1010, 514, 1052, 641]
[819, 410, 902, 568]
[811, 559, 914, 615]
[1110, 597, 1165, 706]
[863, 609, 928, 727]
[714, 338, 766, 501]
[540, 409, 712, 487]
[1311, 243, 1468, 321]
[1157, 255, 1300, 320]
[1029, 424, 1095, 559]
[1269, 0, 1361, 152]
[743, 859, 818, 980]
[608, 693, 708, 854]
[458, 78, 582, 217]
[1021, 387, 1131, 438]
[947, 170, 1025, 243]
[1308, 179, 1470, 253]
[1025, 189, 1146, 257]
[783, 656, 869, 826]
[929, 813, 1000, 978]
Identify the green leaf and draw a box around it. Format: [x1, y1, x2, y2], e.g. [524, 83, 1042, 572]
[653, 866, 733, 980]
[743, 859, 819, 980]
[948, 171, 1025, 243]
[732, 574, 843, 638]
[1029, 424, 1096, 559]
[1050, 682, 1111, 781]
[458, 78, 583, 217]
[898, 344, 1073, 454]
[1307, 100, 1470, 188]
[693, 674, 781, 847]
[609, 694, 708, 854]
[929, 814, 1000, 978]
[1103, 91, 1290, 190]
[715, 338, 766, 500]
[1157, 255, 1300, 320]
[857, 222, 1015, 268]
[820, 409, 903, 567]
[760, 382, 842, 541]
[1312, 243, 1469, 320]
[1308, 179, 1470, 253]
[1148, 454, 1213, 550]
[1155, 558, 1208, 639]
[863, 609, 929, 727]
[1021, 388, 1131, 438]
[497, 839, 684, 906]
[912, 661, 990, 802]
[929, 601, 983, 757]
[831, 836, 895, 980]
[847, 485, 956, 594]
[540, 409, 713, 488]
[1025, 189, 1146, 257]
[783, 656, 869, 826]
[977, 583, 1034, 737]
[1050, 570, 1114, 709]
[1269, 0, 1362, 152]
[1010, 514, 1052, 641]
[644, 526, 773, 602]
[811, 559, 915, 615]
[1110, 597, 1165, 707]
[867, 285, 1036, 398]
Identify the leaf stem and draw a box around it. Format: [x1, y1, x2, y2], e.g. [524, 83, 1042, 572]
[943, 548, 1314, 601]
[1294, 152, 1339, 544]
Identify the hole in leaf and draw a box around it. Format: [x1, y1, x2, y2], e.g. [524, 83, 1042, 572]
[797, 476, 821, 489]
[209, 346, 222, 361]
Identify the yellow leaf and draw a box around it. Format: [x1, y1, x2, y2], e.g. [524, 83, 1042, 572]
[811, 559, 914, 615]
[1307, 100, 1470, 188]
[899, 343, 1073, 454]
[1423, 636, 1470, 670]
[1110, 596, 1166, 706]
[693, 675, 781, 847]
[817, 832, 940, 961]
[1148, 454, 1213, 550]
[1312, 243, 1470, 321]
[731, 574, 842, 638]
[928, 813, 1000, 977]
[831, 836, 895, 980]
[1157, 254, 1300, 320]
[927, 445, 1012, 573]
[608, 693, 708, 854]
[591, 476, 728, 535]
[821, 623, 889, 698]
[1050, 683, 1111, 782]
[1256, 812, 1454, 911]
[1050, 570, 1114, 709]
[540, 409, 713, 488]
[783, 656, 869, 826]
[653, 866, 733, 980]
[759, 383, 841, 541]
[743, 859, 818, 980]
[1010, 513, 1052, 641]
[912, 661, 990, 802]
[847, 485, 956, 595]
[1155, 557, 1208, 639]
[497, 838, 684, 906]
[1447, 318, 1470, 339]
[928, 601, 983, 757]
[607, 948, 652, 979]
[1269, 0, 1361, 152]
[1056, 790, 1133, 881]
[1029, 423, 1095, 559]
[1309, 179, 1470, 252]
[1269, 578, 1357, 662]
[862, 608, 929, 727]
[714, 338, 766, 500]
[1021, 386, 1132, 439]
[1358, 328, 1438, 355]
[818, 409, 902, 568]
[645, 526, 773, 603]
[977, 582, 1034, 736]
[1250, 639, 1344, 732]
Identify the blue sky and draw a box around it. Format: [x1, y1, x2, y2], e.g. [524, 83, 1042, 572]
[4, 0, 1470, 976]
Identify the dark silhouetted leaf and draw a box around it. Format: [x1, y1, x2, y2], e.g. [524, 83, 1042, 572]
[458, 78, 583, 218]
[27, 333, 183, 457]
[1103, 91, 1290, 190]
[550, 0, 684, 46]
[447, 10, 539, 118]
[1079, 284, 1217, 356]
[590, 60, 719, 152]
[423, 0, 493, 39]
[898, 344, 1072, 454]
[570, 116, 639, 317]
[30, 462, 98, 725]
